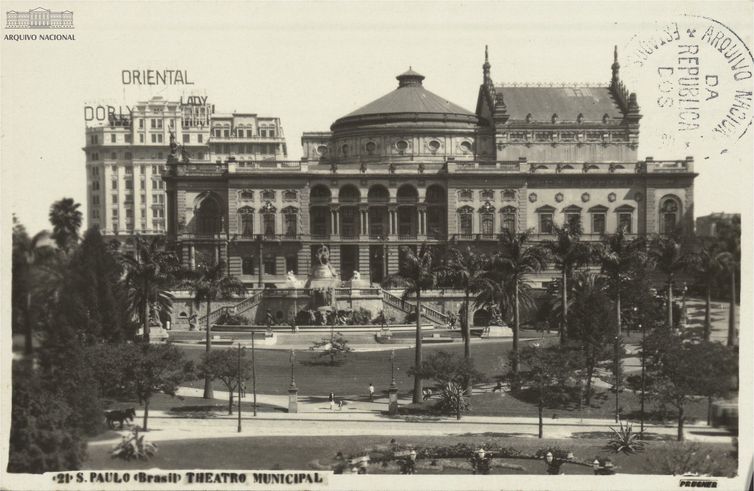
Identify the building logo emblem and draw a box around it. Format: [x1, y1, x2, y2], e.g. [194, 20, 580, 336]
[6, 7, 74, 29]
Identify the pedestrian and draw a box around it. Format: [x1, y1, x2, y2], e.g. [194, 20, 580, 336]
[329, 392, 334, 411]
[338, 400, 343, 411]
[368, 383, 375, 402]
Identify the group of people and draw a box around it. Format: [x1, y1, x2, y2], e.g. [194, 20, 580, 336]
[327, 383, 376, 410]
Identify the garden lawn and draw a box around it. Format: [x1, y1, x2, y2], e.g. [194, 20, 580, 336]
[84, 434, 737, 475]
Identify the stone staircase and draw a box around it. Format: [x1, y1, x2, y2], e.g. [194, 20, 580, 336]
[381, 290, 450, 326]
[198, 289, 265, 326]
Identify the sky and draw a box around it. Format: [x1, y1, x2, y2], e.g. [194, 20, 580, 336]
[2, 0, 753, 234]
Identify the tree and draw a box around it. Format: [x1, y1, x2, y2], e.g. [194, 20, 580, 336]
[435, 245, 490, 361]
[310, 332, 353, 365]
[200, 349, 253, 414]
[516, 342, 579, 438]
[692, 246, 732, 341]
[597, 229, 645, 420]
[121, 235, 179, 344]
[48, 198, 82, 254]
[566, 272, 615, 405]
[390, 244, 436, 404]
[718, 254, 739, 347]
[120, 343, 195, 431]
[58, 227, 134, 344]
[486, 230, 548, 379]
[543, 224, 593, 344]
[648, 236, 693, 329]
[410, 351, 485, 420]
[643, 332, 736, 440]
[8, 363, 87, 473]
[11, 217, 58, 355]
[181, 261, 246, 399]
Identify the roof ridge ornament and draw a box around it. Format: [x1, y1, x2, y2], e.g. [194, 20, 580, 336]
[396, 67, 425, 88]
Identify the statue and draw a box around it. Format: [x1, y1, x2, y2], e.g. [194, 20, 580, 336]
[351, 271, 361, 281]
[490, 305, 504, 326]
[286, 271, 304, 288]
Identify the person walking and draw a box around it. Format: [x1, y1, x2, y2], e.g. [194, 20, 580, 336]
[368, 383, 375, 402]
[329, 392, 334, 411]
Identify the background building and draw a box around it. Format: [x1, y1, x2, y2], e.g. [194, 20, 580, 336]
[696, 212, 740, 237]
[164, 48, 697, 287]
[83, 96, 286, 243]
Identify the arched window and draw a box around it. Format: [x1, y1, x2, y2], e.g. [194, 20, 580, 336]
[237, 206, 255, 237]
[501, 206, 516, 232]
[367, 185, 389, 203]
[195, 194, 222, 236]
[397, 185, 418, 203]
[339, 185, 360, 203]
[310, 184, 332, 204]
[661, 197, 680, 234]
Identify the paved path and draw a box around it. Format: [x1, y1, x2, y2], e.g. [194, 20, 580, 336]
[91, 387, 734, 447]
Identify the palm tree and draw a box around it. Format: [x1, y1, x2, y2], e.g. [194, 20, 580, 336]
[435, 245, 489, 360]
[121, 235, 179, 344]
[181, 261, 246, 399]
[648, 236, 693, 329]
[543, 224, 593, 344]
[693, 246, 732, 341]
[597, 228, 645, 337]
[486, 230, 548, 379]
[390, 244, 436, 404]
[48, 198, 82, 254]
[718, 254, 739, 346]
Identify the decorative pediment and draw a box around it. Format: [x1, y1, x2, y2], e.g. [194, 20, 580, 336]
[500, 205, 517, 213]
[237, 206, 255, 215]
[588, 205, 609, 213]
[283, 189, 297, 201]
[563, 205, 583, 213]
[238, 189, 254, 200]
[261, 201, 276, 213]
[282, 206, 298, 214]
[479, 201, 495, 213]
[261, 189, 275, 201]
[458, 189, 473, 201]
[535, 205, 556, 213]
[480, 189, 495, 200]
[502, 189, 516, 201]
[457, 205, 474, 214]
[614, 204, 635, 212]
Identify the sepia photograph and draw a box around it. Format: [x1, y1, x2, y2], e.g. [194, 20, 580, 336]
[1, 1, 752, 489]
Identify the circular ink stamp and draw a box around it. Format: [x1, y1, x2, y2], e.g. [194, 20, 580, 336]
[622, 15, 753, 158]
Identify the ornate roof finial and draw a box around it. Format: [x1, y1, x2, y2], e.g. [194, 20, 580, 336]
[611, 45, 620, 86]
[483, 45, 491, 82]
[396, 67, 425, 88]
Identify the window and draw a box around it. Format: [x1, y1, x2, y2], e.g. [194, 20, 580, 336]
[240, 190, 254, 200]
[157, 134, 163, 143]
[91, 152, 99, 161]
[90, 135, 99, 145]
[110, 152, 117, 160]
[481, 213, 494, 236]
[263, 255, 276, 275]
[150, 119, 156, 129]
[458, 189, 473, 201]
[125, 179, 133, 190]
[91, 180, 100, 191]
[112, 209, 119, 217]
[139, 119, 144, 129]
[283, 208, 298, 237]
[247, 129, 253, 138]
[242, 257, 255, 275]
[285, 255, 298, 274]
[501, 207, 516, 232]
[263, 213, 275, 237]
[92, 195, 100, 205]
[140, 180, 146, 190]
[183, 134, 190, 143]
[539, 213, 553, 234]
[618, 213, 632, 233]
[262, 189, 275, 201]
[224, 129, 230, 138]
[151, 134, 157, 143]
[238, 207, 254, 237]
[198, 134, 203, 143]
[124, 166, 132, 174]
[139, 134, 144, 143]
[110, 134, 116, 143]
[661, 198, 679, 234]
[125, 134, 132, 143]
[458, 207, 473, 236]
[125, 152, 133, 159]
[592, 213, 606, 234]
[564, 206, 582, 230]
[481, 189, 494, 200]
[157, 152, 163, 160]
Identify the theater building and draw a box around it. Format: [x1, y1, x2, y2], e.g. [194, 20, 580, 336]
[163, 48, 697, 286]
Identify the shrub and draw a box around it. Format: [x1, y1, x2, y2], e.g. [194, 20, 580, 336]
[435, 382, 470, 420]
[216, 311, 249, 326]
[111, 428, 157, 461]
[606, 419, 645, 454]
[351, 308, 372, 326]
[643, 442, 737, 477]
[310, 333, 353, 365]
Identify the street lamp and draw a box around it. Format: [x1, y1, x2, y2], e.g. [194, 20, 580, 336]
[681, 282, 688, 329]
[237, 343, 243, 432]
[389, 349, 396, 389]
[639, 321, 646, 438]
[289, 349, 296, 389]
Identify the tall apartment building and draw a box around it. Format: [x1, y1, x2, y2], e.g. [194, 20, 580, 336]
[84, 96, 287, 239]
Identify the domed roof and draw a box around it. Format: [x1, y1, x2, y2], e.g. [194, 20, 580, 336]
[331, 68, 478, 131]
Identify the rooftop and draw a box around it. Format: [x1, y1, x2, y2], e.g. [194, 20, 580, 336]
[497, 85, 623, 122]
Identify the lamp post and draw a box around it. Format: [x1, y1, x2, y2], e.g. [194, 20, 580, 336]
[251, 329, 257, 417]
[289, 349, 296, 388]
[390, 349, 396, 388]
[640, 321, 646, 438]
[288, 348, 298, 413]
[388, 349, 399, 415]
[237, 343, 242, 432]
[681, 282, 688, 329]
